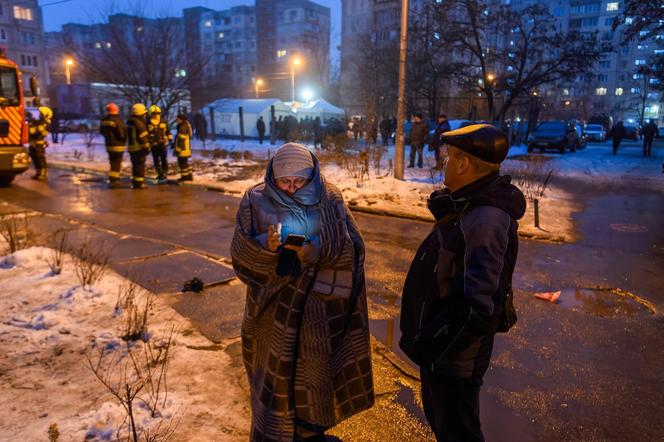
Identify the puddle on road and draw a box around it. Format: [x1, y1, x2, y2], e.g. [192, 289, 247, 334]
[553, 288, 655, 317]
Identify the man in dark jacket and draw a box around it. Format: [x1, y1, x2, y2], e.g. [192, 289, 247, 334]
[126, 103, 150, 189]
[380, 117, 391, 145]
[99, 102, 126, 188]
[409, 113, 428, 168]
[609, 121, 627, 155]
[256, 116, 266, 144]
[430, 114, 452, 169]
[400, 124, 526, 442]
[642, 120, 659, 157]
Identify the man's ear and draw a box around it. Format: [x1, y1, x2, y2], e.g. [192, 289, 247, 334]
[458, 155, 470, 175]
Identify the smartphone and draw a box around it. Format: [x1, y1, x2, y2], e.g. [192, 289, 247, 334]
[284, 234, 306, 246]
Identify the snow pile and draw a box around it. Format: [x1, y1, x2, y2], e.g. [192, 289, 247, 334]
[0, 247, 249, 441]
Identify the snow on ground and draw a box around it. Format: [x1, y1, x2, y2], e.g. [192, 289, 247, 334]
[0, 246, 249, 441]
[47, 134, 664, 242]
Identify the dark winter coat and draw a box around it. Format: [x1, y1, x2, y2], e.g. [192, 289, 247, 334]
[410, 120, 428, 146]
[147, 118, 172, 148]
[430, 119, 451, 150]
[642, 122, 659, 140]
[256, 118, 266, 134]
[399, 172, 526, 378]
[609, 123, 627, 141]
[100, 114, 126, 152]
[126, 115, 149, 152]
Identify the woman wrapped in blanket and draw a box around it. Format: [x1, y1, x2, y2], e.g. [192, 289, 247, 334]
[231, 143, 374, 441]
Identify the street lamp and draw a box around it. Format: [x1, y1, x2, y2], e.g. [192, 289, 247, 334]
[291, 57, 301, 104]
[255, 78, 263, 99]
[301, 88, 313, 104]
[65, 58, 74, 85]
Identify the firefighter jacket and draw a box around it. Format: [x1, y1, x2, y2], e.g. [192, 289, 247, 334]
[100, 114, 127, 152]
[28, 119, 50, 148]
[126, 116, 150, 152]
[174, 121, 192, 158]
[148, 117, 173, 147]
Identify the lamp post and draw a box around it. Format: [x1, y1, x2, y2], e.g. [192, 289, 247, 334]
[394, 0, 410, 180]
[291, 57, 301, 104]
[255, 78, 263, 99]
[65, 58, 74, 85]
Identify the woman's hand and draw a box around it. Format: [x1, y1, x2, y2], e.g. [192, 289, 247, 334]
[283, 242, 315, 263]
[266, 225, 282, 252]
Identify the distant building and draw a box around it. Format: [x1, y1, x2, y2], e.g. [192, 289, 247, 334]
[0, 0, 48, 101]
[183, 5, 257, 110]
[255, 0, 331, 103]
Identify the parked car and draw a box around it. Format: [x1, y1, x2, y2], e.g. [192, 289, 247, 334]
[623, 125, 639, 141]
[63, 118, 99, 132]
[527, 121, 579, 153]
[584, 123, 606, 142]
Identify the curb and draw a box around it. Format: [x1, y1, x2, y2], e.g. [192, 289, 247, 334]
[49, 161, 566, 243]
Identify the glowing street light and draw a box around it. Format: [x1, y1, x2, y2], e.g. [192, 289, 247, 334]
[255, 78, 264, 99]
[301, 88, 313, 104]
[65, 58, 74, 85]
[291, 57, 302, 104]
[487, 73, 495, 83]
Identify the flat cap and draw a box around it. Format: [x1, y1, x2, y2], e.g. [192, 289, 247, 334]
[441, 124, 508, 164]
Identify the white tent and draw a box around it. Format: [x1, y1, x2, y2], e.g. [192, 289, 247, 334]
[294, 98, 345, 121]
[205, 99, 292, 137]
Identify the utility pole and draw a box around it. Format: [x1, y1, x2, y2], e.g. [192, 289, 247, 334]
[394, 0, 409, 180]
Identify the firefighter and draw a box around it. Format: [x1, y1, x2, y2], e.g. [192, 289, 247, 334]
[28, 106, 52, 181]
[147, 105, 172, 184]
[173, 113, 193, 182]
[126, 103, 150, 189]
[99, 102, 126, 188]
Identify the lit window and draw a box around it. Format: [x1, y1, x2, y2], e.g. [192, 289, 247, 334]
[595, 87, 607, 95]
[218, 32, 224, 39]
[625, 17, 633, 24]
[615, 88, 623, 96]
[106, 42, 111, 48]
[655, 49, 664, 55]
[95, 42, 101, 49]
[630, 87, 640, 94]
[633, 73, 643, 79]
[635, 59, 646, 65]
[562, 88, 570, 96]
[606, 2, 618, 11]
[204, 20, 212, 27]
[277, 49, 287, 58]
[637, 44, 647, 50]
[13, 5, 33, 20]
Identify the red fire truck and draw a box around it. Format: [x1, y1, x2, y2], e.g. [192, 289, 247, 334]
[0, 52, 36, 186]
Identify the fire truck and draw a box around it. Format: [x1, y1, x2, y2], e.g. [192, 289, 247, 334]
[0, 52, 37, 187]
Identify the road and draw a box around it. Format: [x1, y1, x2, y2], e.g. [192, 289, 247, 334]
[1, 155, 663, 441]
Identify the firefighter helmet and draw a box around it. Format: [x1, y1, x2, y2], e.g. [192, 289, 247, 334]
[39, 106, 53, 122]
[131, 103, 147, 116]
[149, 105, 161, 114]
[106, 102, 119, 115]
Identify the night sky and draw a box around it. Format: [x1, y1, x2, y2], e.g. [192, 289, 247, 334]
[39, 0, 341, 64]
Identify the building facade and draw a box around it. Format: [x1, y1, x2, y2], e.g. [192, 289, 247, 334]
[255, 0, 331, 103]
[0, 0, 48, 101]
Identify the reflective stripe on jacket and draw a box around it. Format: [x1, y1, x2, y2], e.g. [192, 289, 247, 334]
[28, 120, 49, 148]
[100, 115, 127, 152]
[175, 121, 192, 157]
[126, 116, 150, 152]
[148, 119, 173, 147]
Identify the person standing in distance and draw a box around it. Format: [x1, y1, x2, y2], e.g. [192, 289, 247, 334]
[126, 103, 150, 189]
[99, 102, 126, 188]
[400, 124, 525, 441]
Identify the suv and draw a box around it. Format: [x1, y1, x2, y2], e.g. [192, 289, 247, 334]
[584, 123, 606, 142]
[527, 121, 579, 153]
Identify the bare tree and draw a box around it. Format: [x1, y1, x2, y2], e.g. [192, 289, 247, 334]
[434, 1, 608, 123]
[65, 4, 209, 118]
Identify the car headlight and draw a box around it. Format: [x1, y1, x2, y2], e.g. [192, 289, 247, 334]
[13, 152, 29, 164]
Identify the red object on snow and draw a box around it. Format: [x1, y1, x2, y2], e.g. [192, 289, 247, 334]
[534, 290, 561, 303]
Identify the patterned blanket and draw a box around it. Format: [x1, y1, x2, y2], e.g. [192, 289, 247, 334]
[231, 179, 374, 441]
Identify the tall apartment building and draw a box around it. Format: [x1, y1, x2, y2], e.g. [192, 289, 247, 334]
[255, 0, 331, 103]
[0, 0, 48, 100]
[184, 6, 257, 110]
[340, 0, 662, 122]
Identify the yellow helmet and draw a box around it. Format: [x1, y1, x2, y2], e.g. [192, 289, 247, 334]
[38, 106, 53, 122]
[149, 105, 161, 114]
[131, 103, 147, 116]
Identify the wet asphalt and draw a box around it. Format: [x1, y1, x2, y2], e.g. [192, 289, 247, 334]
[1, 145, 663, 441]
